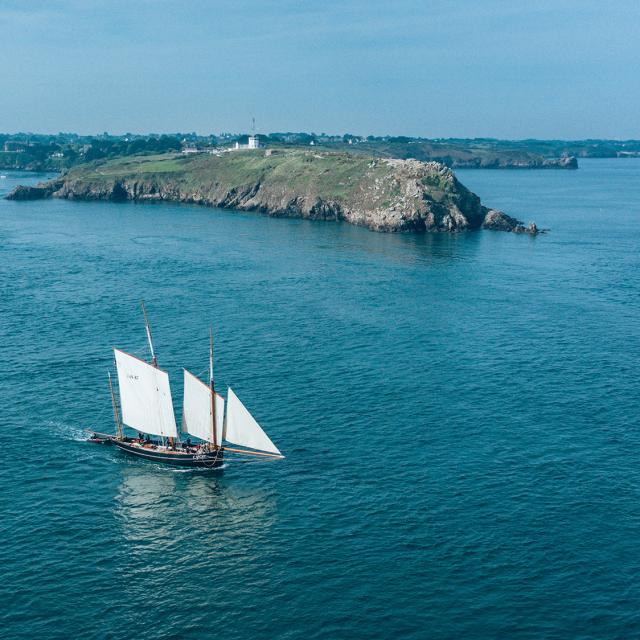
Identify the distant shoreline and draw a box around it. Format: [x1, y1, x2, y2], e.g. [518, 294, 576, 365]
[6, 133, 640, 173]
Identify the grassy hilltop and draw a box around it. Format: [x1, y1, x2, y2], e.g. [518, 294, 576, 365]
[8, 148, 534, 233]
[68, 150, 389, 202]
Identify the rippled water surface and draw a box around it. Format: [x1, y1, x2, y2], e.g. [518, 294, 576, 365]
[1, 160, 639, 639]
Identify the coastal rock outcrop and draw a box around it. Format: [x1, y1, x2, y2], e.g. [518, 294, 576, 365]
[551, 156, 578, 169]
[6, 181, 64, 200]
[6, 150, 540, 235]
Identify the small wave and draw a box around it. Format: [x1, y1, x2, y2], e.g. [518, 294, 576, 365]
[169, 462, 228, 473]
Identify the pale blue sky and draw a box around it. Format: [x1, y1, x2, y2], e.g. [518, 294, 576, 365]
[1, 0, 638, 138]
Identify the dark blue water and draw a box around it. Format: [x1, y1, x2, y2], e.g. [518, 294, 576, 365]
[1, 160, 639, 639]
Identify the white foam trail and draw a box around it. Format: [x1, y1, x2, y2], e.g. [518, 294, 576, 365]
[46, 420, 89, 442]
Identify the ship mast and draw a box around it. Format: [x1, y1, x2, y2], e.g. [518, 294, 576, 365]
[140, 300, 174, 445]
[141, 300, 157, 368]
[108, 371, 123, 440]
[209, 326, 218, 449]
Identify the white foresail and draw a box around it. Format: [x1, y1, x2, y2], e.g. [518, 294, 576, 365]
[114, 348, 178, 438]
[182, 369, 224, 443]
[224, 387, 281, 455]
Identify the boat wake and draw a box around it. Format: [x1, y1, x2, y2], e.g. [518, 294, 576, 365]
[47, 420, 90, 443]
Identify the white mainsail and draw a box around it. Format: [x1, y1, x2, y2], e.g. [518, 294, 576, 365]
[182, 369, 224, 444]
[224, 387, 281, 455]
[114, 348, 178, 438]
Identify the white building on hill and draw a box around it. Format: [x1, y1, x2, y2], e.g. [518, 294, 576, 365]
[233, 135, 261, 150]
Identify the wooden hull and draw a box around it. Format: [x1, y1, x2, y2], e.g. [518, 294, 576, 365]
[112, 440, 224, 469]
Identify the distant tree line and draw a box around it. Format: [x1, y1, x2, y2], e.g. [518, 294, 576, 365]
[0, 133, 184, 170]
[83, 136, 182, 161]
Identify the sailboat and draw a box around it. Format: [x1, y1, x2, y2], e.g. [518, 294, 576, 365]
[89, 303, 283, 468]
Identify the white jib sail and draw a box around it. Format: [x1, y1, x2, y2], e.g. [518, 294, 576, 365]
[224, 387, 281, 455]
[182, 369, 224, 443]
[114, 348, 178, 438]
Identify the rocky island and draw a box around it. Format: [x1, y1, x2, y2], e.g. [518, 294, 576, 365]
[7, 149, 539, 234]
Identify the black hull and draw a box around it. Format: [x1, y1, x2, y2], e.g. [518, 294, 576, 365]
[113, 440, 224, 469]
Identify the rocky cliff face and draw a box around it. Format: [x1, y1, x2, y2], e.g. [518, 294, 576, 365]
[6, 151, 540, 234]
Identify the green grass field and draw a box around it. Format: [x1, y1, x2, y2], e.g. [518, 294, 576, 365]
[67, 149, 398, 204]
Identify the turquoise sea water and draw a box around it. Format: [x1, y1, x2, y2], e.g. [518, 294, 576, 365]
[1, 160, 639, 639]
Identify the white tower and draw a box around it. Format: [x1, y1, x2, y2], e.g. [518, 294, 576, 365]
[248, 117, 260, 149]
